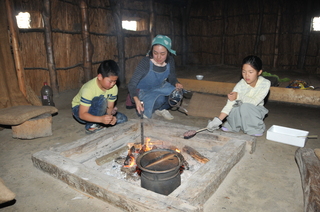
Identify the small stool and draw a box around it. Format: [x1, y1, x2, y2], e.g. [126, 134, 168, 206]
[12, 113, 52, 139]
[0, 105, 58, 139]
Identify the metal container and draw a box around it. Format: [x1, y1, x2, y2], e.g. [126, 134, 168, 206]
[136, 149, 182, 195]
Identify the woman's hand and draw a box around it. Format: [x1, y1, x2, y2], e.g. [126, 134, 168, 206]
[175, 83, 183, 89]
[228, 92, 238, 101]
[133, 96, 144, 115]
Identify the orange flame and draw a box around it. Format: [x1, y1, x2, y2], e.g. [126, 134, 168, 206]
[145, 137, 152, 151]
[124, 156, 136, 168]
[175, 148, 181, 153]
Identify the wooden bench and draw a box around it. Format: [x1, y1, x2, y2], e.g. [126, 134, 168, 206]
[0, 105, 58, 139]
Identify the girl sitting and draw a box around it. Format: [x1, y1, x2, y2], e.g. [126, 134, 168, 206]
[207, 55, 271, 136]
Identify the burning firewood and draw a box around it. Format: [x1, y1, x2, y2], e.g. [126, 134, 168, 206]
[183, 145, 209, 164]
[139, 144, 147, 155]
[124, 146, 135, 166]
[127, 142, 142, 150]
[176, 152, 189, 170]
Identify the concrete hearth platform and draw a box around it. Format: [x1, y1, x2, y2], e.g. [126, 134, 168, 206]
[32, 119, 255, 212]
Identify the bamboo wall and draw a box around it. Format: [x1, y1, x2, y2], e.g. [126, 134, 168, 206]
[188, 0, 320, 72]
[10, 0, 320, 96]
[13, 0, 183, 94]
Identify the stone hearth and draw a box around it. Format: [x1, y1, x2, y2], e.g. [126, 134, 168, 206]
[32, 119, 255, 211]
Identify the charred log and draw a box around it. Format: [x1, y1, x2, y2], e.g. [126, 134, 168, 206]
[183, 145, 209, 164]
[124, 146, 135, 166]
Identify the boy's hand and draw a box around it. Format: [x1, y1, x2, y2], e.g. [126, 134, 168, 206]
[110, 116, 117, 125]
[101, 115, 117, 125]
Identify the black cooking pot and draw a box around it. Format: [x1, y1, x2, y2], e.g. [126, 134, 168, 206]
[136, 149, 182, 195]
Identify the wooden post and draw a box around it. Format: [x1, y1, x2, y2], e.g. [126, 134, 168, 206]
[149, 0, 155, 43]
[43, 0, 59, 95]
[221, 0, 228, 65]
[5, 0, 27, 97]
[110, 0, 125, 88]
[80, 1, 93, 82]
[181, 0, 192, 66]
[297, 0, 312, 70]
[254, 0, 264, 56]
[169, 4, 175, 45]
[273, 5, 281, 68]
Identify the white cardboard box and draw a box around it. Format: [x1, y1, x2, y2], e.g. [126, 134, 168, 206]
[266, 125, 309, 147]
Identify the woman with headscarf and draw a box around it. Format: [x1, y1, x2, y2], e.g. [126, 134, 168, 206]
[128, 35, 183, 120]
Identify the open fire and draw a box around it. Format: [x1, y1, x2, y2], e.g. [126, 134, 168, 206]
[119, 136, 210, 195]
[123, 137, 186, 169]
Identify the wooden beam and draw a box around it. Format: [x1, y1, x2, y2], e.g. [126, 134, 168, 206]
[297, 0, 312, 69]
[254, 0, 264, 56]
[110, 0, 126, 88]
[43, 0, 59, 95]
[149, 0, 155, 41]
[273, 5, 281, 68]
[170, 4, 175, 44]
[80, 1, 93, 82]
[221, 0, 228, 65]
[5, 0, 27, 97]
[181, 0, 192, 66]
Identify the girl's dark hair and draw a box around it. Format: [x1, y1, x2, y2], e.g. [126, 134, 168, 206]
[242, 55, 262, 71]
[97, 60, 119, 78]
[148, 45, 171, 63]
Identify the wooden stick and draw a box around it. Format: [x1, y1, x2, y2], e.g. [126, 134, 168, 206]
[196, 128, 207, 133]
[144, 153, 176, 168]
[298, 135, 318, 139]
[5, 0, 27, 97]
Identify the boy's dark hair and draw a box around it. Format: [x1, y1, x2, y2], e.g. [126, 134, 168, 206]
[242, 55, 262, 71]
[148, 45, 171, 63]
[97, 60, 119, 78]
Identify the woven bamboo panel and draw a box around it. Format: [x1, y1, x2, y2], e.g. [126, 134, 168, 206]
[7, 0, 320, 98]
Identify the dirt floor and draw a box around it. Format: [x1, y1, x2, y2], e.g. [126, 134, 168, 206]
[1, 65, 320, 212]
